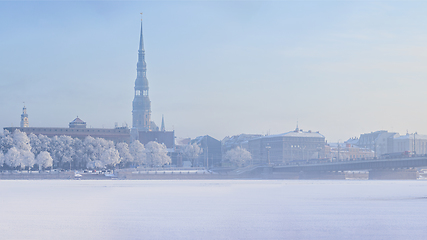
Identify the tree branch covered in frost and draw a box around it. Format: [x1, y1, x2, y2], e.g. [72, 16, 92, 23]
[145, 141, 171, 167]
[223, 146, 252, 167]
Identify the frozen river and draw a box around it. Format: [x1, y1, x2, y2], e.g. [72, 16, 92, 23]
[1, 180, 426, 240]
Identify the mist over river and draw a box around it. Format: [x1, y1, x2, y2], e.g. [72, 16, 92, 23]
[1, 180, 426, 240]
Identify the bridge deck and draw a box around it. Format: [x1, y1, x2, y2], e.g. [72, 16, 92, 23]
[273, 157, 427, 172]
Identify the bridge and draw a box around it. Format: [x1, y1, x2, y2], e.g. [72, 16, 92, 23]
[227, 157, 427, 179]
[273, 156, 427, 173]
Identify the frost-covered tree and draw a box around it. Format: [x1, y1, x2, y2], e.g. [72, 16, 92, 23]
[182, 143, 202, 167]
[28, 133, 42, 156]
[50, 136, 75, 169]
[20, 150, 35, 169]
[129, 140, 145, 166]
[72, 138, 85, 169]
[59, 135, 75, 168]
[11, 130, 35, 169]
[116, 142, 133, 166]
[13, 130, 31, 152]
[0, 151, 4, 167]
[145, 141, 171, 167]
[5, 147, 21, 168]
[82, 136, 97, 164]
[0, 130, 13, 154]
[223, 146, 252, 167]
[36, 151, 53, 170]
[100, 148, 120, 168]
[38, 134, 51, 153]
[83, 137, 117, 169]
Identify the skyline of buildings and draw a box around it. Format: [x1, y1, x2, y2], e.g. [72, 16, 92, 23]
[3, 13, 427, 166]
[4, 103, 427, 167]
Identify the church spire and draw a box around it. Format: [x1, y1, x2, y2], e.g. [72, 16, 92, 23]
[139, 20, 144, 51]
[161, 115, 165, 131]
[132, 15, 152, 132]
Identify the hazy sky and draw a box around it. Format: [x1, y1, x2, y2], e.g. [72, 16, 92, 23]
[1, 1, 427, 142]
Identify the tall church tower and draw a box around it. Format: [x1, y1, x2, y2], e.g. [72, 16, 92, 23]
[132, 20, 152, 131]
[20, 105, 29, 128]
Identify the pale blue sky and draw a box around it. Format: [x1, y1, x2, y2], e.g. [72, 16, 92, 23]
[1, 1, 427, 141]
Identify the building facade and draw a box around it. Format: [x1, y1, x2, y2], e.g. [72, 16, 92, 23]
[190, 135, 222, 168]
[353, 130, 399, 157]
[325, 143, 375, 161]
[221, 134, 263, 154]
[248, 127, 325, 165]
[5, 117, 130, 143]
[393, 133, 427, 155]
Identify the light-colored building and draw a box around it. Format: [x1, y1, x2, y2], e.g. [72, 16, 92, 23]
[325, 143, 374, 161]
[393, 133, 427, 155]
[5, 117, 131, 143]
[248, 127, 325, 165]
[356, 130, 399, 157]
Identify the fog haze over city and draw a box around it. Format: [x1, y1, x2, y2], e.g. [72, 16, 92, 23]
[1, 1, 427, 141]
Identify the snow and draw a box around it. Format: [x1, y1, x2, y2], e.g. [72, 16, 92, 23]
[0, 180, 427, 240]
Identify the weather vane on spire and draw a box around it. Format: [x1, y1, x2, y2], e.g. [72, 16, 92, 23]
[140, 12, 143, 21]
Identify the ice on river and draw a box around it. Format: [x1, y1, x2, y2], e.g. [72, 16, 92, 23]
[0, 180, 426, 240]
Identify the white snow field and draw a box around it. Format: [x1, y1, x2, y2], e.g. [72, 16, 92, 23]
[0, 180, 426, 240]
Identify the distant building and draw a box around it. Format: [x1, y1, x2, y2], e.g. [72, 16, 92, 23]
[221, 134, 263, 154]
[137, 130, 174, 149]
[355, 130, 399, 157]
[69, 117, 86, 128]
[173, 137, 192, 167]
[5, 117, 130, 143]
[20, 105, 29, 128]
[393, 133, 427, 155]
[325, 143, 374, 161]
[191, 135, 222, 168]
[248, 127, 325, 164]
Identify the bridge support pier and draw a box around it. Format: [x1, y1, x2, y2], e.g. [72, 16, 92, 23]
[368, 169, 418, 180]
